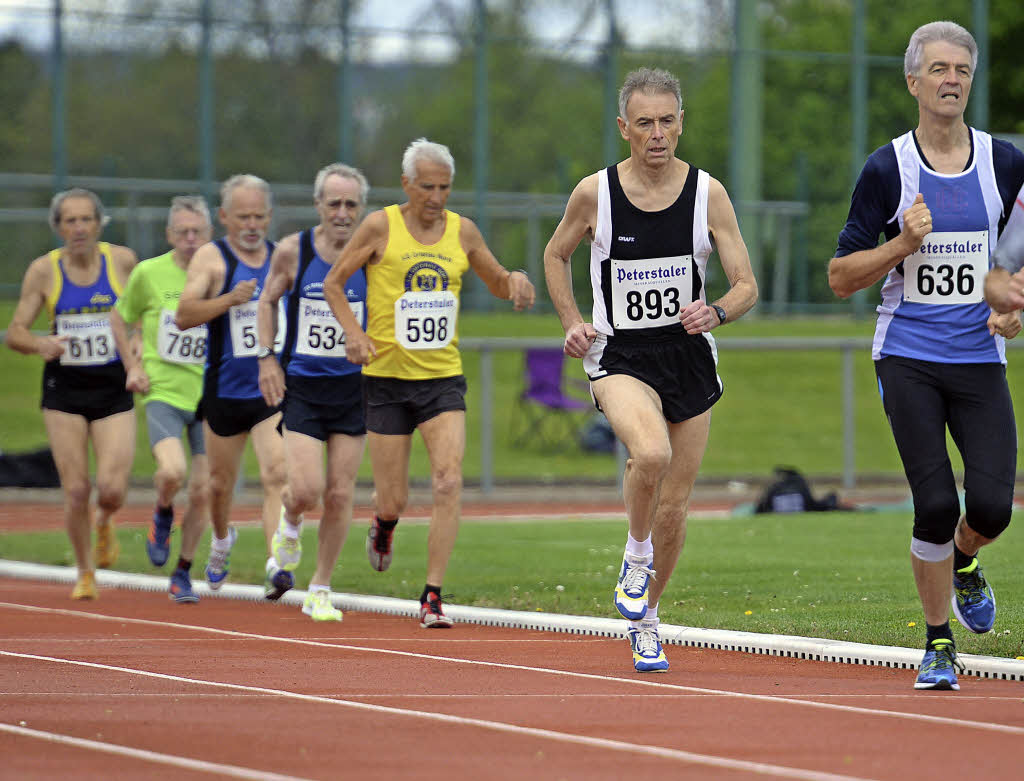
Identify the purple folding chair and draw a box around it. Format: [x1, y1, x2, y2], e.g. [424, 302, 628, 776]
[511, 348, 590, 450]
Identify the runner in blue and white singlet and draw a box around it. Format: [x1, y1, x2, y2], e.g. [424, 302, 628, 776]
[829, 21, 1024, 691]
[176, 174, 287, 595]
[203, 236, 278, 402]
[255, 164, 371, 616]
[836, 128, 1023, 364]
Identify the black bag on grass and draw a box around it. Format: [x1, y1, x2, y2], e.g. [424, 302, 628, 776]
[754, 466, 841, 514]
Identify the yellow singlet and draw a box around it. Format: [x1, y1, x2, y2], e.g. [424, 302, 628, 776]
[365, 205, 470, 379]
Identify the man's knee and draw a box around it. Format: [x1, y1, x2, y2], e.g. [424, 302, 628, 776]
[155, 463, 186, 495]
[911, 493, 960, 545]
[963, 497, 1012, 540]
[323, 482, 354, 516]
[375, 485, 408, 519]
[627, 444, 671, 483]
[259, 457, 287, 492]
[431, 466, 463, 501]
[95, 477, 127, 512]
[62, 477, 91, 510]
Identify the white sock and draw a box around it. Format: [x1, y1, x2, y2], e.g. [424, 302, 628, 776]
[645, 603, 659, 623]
[267, 556, 279, 571]
[309, 583, 330, 594]
[212, 530, 233, 550]
[280, 518, 301, 538]
[625, 532, 653, 559]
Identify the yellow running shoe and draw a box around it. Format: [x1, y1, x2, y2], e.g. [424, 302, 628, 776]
[71, 571, 98, 600]
[302, 589, 342, 622]
[94, 520, 120, 569]
[271, 516, 302, 572]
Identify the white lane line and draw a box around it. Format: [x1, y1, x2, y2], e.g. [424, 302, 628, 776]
[4, 691, 1022, 703]
[0, 651, 873, 781]
[0, 722, 310, 780]
[3, 601, 1023, 736]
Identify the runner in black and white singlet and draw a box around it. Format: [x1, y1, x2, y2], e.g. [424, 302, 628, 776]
[545, 68, 758, 673]
[256, 163, 371, 617]
[829, 21, 1024, 691]
[176, 174, 287, 595]
[5, 188, 138, 600]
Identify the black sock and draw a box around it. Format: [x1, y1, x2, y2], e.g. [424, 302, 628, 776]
[157, 504, 173, 516]
[925, 622, 953, 645]
[376, 517, 398, 531]
[420, 584, 441, 603]
[953, 544, 974, 572]
[176, 557, 191, 572]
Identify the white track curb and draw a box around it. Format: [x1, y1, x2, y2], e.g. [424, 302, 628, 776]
[3, 558, 1022, 682]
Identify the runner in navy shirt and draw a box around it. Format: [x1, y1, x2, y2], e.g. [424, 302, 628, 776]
[829, 21, 1024, 691]
[256, 163, 370, 615]
[176, 174, 287, 594]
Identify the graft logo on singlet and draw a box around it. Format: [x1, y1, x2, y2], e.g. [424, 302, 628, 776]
[404, 260, 449, 292]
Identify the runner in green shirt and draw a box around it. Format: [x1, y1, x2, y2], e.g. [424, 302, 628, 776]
[111, 195, 212, 603]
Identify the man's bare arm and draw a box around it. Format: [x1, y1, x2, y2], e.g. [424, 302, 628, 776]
[175, 244, 248, 329]
[324, 210, 387, 365]
[705, 176, 758, 321]
[544, 175, 599, 357]
[6, 257, 67, 360]
[257, 234, 299, 351]
[460, 218, 535, 311]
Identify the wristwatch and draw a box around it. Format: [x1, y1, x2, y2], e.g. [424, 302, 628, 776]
[255, 345, 274, 360]
[711, 304, 727, 325]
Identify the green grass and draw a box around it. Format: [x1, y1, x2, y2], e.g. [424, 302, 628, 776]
[2, 508, 1022, 658]
[4, 303, 1024, 482]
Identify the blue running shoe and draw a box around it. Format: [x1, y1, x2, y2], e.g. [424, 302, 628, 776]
[169, 568, 199, 604]
[951, 558, 996, 634]
[914, 638, 964, 690]
[205, 527, 237, 591]
[146, 506, 174, 567]
[628, 619, 669, 673]
[613, 552, 654, 620]
[264, 560, 294, 601]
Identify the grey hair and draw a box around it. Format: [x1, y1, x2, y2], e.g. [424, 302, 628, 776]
[167, 195, 211, 229]
[904, 21, 978, 77]
[49, 188, 109, 233]
[618, 67, 682, 121]
[313, 163, 370, 205]
[220, 174, 273, 211]
[401, 138, 455, 183]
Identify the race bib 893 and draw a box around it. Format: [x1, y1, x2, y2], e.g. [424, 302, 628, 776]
[610, 255, 693, 329]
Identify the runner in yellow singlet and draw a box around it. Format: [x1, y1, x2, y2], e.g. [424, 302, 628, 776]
[323, 138, 535, 627]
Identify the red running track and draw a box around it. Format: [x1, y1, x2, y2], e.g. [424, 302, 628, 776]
[1, 578, 1022, 781]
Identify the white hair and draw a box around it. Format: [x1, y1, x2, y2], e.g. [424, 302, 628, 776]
[220, 174, 273, 211]
[49, 188, 109, 233]
[618, 67, 682, 121]
[313, 163, 370, 204]
[401, 138, 455, 183]
[167, 195, 211, 229]
[904, 21, 978, 77]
